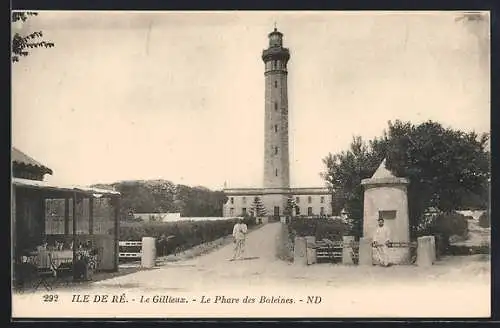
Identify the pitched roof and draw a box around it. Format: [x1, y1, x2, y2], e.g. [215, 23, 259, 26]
[371, 158, 395, 179]
[361, 158, 409, 186]
[11, 147, 53, 175]
[12, 177, 120, 196]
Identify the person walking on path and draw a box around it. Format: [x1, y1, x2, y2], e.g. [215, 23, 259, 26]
[373, 218, 392, 267]
[232, 218, 248, 260]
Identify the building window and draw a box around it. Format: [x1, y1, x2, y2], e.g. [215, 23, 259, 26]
[308, 207, 313, 216]
[45, 199, 65, 235]
[274, 124, 278, 132]
[308, 196, 312, 204]
[274, 146, 279, 155]
[320, 196, 325, 203]
[296, 207, 301, 215]
[274, 81, 278, 88]
[242, 197, 246, 204]
[275, 168, 278, 176]
[274, 102, 278, 111]
[379, 210, 397, 220]
[75, 198, 90, 234]
[230, 197, 234, 204]
[274, 206, 280, 216]
[93, 198, 113, 235]
[230, 208, 234, 216]
[296, 197, 300, 203]
[242, 208, 247, 216]
[320, 207, 325, 216]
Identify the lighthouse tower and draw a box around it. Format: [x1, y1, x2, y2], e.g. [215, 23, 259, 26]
[222, 27, 332, 220]
[261, 27, 291, 189]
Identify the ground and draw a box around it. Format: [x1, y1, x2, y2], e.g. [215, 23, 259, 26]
[12, 222, 490, 318]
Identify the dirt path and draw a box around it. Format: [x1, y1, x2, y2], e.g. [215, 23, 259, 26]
[12, 223, 491, 318]
[91, 222, 287, 292]
[91, 222, 490, 293]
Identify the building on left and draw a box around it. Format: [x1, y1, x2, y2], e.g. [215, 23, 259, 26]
[11, 147, 122, 284]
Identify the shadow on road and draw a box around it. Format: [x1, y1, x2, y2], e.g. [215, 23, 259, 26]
[229, 256, 260, 261]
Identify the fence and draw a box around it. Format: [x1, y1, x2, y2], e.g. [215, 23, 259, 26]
[314, 240, 352, 262]
[310, 239, 419, 263]
[118, 241, 142, 260]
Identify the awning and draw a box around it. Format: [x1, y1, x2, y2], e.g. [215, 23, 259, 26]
[11, 147, 53, 175]
[12, 177, 120, 197]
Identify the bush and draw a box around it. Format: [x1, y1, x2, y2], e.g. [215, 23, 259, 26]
[119, 217, 256, 255]
[435, 212, 468, 237]
[478, 211, 490, 228]
[418, 211, 469, 255]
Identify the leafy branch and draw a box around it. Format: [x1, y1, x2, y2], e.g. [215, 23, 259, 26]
[11, 11, 55, 63]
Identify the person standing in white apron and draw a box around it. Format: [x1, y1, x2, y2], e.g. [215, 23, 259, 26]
[232, 218, 248, 260]
[373, 218, 392, 266]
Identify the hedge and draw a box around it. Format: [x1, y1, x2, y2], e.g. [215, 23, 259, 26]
[119, 217, 256, 256]
[287, 217, 348, 242]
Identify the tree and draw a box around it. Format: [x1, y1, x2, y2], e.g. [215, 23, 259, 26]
[95, 179, 227, 219]
[249, 197, 267, 217]
[11, 11, 54, 62]
[284, 195, 298, 217]
[322, 120, 490, 238]
[321, 135, 385, 236]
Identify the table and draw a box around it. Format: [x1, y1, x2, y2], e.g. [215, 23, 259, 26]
[50, 250, 73, 268]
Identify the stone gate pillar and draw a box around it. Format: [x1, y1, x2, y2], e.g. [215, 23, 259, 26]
[141, 237, 156, 269]
[417, 236, 435, 267]
[342, 236, 355, 265]
[358, 237, 373, 266]
[293, 237, 307, 265]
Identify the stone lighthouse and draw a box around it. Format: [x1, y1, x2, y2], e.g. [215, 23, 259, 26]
[223, 27, 332, 220]
[261, 27, 291, 189]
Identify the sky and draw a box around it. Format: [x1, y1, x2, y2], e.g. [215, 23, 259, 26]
[11, 11, 490, 190]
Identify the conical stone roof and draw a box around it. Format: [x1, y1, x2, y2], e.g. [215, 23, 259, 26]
[371, 158, 395, 179]
[361, 158, 409, 186]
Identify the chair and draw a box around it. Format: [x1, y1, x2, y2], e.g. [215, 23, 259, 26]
[14, 259, 37, 292]
[73, 249, 98, 281]
[33, 251, 57, 291]
[51, 252, 74, 286]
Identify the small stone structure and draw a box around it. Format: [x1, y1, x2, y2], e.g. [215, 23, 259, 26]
[361, 159, 410, 265]
[292, 236, 317, 265]
[342, 236, 355, 265]
[141, 237, 156, 268]
[293, 237, 308, 265]
[358, 237, 373, 266]
[417, 236, 435, 267]
[305, 236, 317, 265]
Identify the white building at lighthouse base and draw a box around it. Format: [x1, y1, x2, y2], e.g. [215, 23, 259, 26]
[223, 187, 332, 218]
